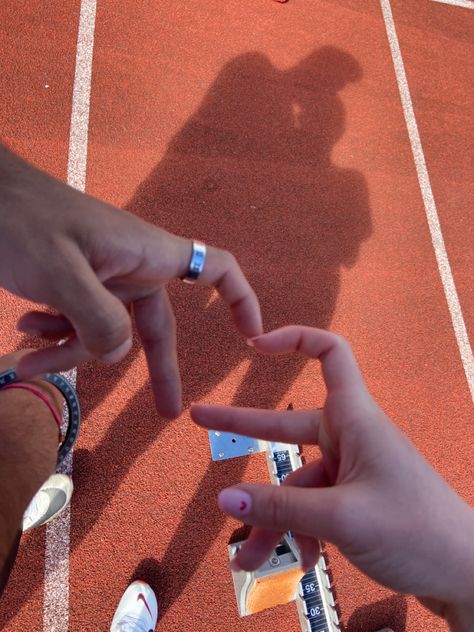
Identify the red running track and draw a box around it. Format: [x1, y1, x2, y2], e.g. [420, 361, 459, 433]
[0, 1, 472, 630]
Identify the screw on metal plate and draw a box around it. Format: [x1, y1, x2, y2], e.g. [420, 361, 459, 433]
[269, 556, 280, 567]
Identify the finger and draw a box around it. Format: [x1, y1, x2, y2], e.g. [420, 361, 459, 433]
[16, 337, 91, 379]
[180, 242, 263, 339]
[133, 233, 262, 338]
[286, 463, 326, 572]
[218, 483, 342, 543]
[283, 459, 329, 488]
[17, 311, 73, 339]
[295, 534, 321, 572]
[283, 459, 331, 560]
[191, 404, 322, 445]
[231, 528, 283, 572]
[43, 243, 132, 363]
[250, 326, 366, 395]
[232, 529, 320, 574]
[133, 288, 182, 419]
[234, 461, 327, 571]
[0, 349, 34, 373]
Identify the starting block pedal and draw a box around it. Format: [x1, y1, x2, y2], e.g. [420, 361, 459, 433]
[228, 534, 303, 616]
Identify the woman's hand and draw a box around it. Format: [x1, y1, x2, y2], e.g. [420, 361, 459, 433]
[191, 326, 474, 627]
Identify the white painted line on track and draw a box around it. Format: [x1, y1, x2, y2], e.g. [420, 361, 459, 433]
[43, 0, 97, 629]
[43, 371, 75, 632]
[67, 0, 97, 193]
[380, 0, 474, 403]
[431, 0, 474, 9]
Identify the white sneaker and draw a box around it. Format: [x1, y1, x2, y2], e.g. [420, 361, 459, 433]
[110, 581, 158, 632]
[22, 474, 73, 532]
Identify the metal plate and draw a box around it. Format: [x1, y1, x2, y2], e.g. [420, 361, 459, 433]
[208, 430, 266, 461]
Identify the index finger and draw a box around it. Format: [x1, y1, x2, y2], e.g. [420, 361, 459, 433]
[191, 405, 322, 445]
[188, 243, 263, 339]
[0, 349, 34, 372]
[250, 326, 367, 395]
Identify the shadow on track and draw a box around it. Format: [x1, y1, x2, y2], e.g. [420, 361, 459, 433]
[0, 46, 371, 627]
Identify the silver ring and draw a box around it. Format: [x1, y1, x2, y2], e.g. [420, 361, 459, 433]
[182, 241, 206, 284]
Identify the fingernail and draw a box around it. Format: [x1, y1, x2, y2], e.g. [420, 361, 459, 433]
[246, 335, 263, 347]
[101, 338, 132, 364]
[218, 489, 252, 517]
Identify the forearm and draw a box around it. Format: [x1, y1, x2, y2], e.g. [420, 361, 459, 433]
[0, 386, 58, 588]
[0, 144, 62, 299]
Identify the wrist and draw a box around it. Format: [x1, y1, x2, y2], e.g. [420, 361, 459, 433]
[2, 383, 63, 437]
[0, 386, 59, 506]
[419, 505, 474, 631]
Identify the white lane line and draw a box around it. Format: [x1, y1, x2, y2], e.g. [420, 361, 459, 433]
[431, 0, 474, 9]
[67, 0, 97, 192]
[43, 0, 97, 630]
[43, 371, 75, 632]
[380, 0, 474, 403]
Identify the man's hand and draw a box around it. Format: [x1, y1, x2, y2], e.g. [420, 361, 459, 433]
[0, 146, 262, 417]
[191, 326, 474, 628]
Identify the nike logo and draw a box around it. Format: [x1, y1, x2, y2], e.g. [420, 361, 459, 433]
[137, 593, 153, 618]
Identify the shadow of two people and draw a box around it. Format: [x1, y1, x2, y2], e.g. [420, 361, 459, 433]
[123, 44, 372, 619]
[1, 46, 372, 628]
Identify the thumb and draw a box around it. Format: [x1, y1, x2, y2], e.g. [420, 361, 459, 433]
[218, 483, 342, 543]
[47, 247, 132, 362]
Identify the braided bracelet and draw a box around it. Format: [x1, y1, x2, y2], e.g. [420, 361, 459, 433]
[0, 369, 81, 466]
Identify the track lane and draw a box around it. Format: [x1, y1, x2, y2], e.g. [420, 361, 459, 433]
[0, 2, 81, 630]
[0, 1, 472, 631]
[70, 1, 472, 631]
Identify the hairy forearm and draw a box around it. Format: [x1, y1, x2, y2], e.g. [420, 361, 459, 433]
[0, 387, 58, 584]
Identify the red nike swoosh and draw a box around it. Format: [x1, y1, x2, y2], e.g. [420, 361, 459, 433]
[137, 593, 153, 618]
